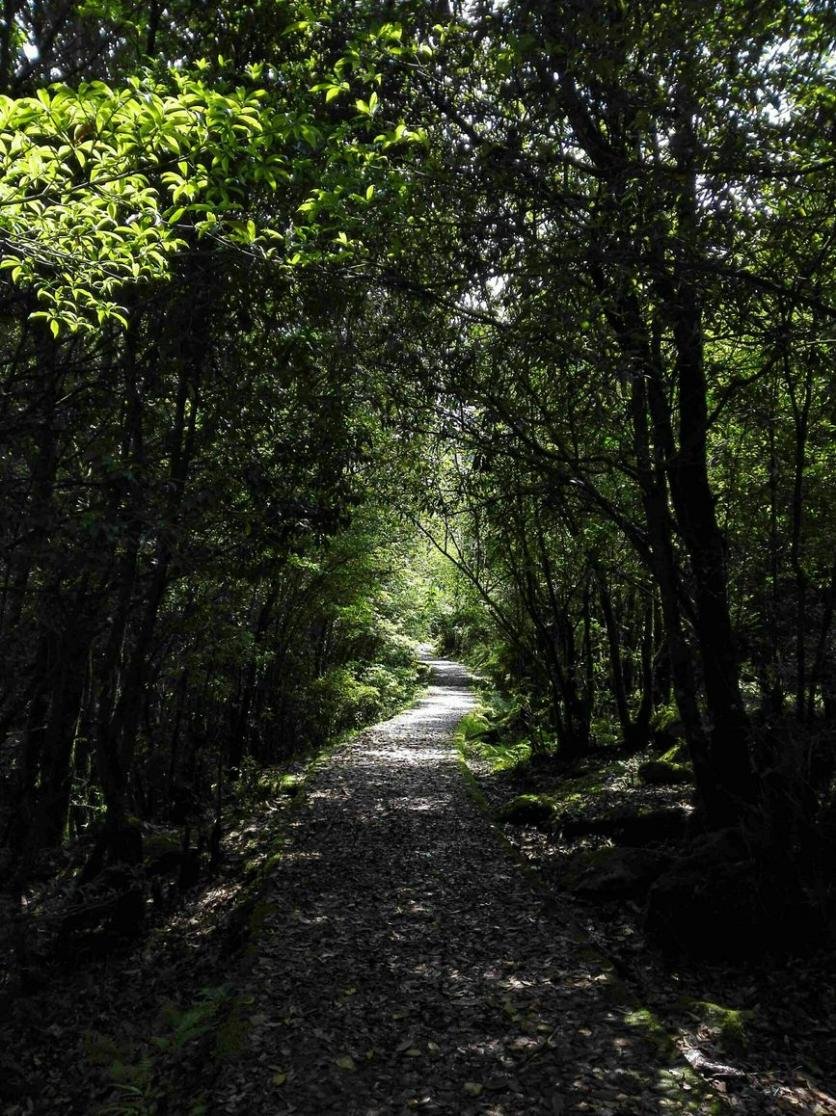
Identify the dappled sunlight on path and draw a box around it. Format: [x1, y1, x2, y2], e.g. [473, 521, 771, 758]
[217, 657, 690, 1115]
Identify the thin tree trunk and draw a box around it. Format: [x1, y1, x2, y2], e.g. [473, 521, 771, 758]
[598, 573, 632, 747]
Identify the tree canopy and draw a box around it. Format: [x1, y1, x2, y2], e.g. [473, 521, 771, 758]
[0, 0, 834, 975]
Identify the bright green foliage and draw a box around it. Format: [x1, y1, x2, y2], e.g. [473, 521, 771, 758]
[1, 75, 273, 327]
[0, 5, 427, 331]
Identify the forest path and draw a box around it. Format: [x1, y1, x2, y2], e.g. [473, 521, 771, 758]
[216, 657, 674, 1115]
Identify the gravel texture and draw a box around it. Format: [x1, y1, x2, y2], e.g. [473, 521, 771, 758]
[217, 658, 693, 1115]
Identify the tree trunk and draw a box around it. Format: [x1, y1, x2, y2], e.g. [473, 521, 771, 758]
[598, 573, 632, 747]
[661, 94, 754, 815]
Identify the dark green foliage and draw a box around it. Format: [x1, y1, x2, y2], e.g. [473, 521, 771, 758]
[0, 0, 834, 976]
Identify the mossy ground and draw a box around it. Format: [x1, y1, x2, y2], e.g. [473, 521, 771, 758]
[455, 693, 836, 1116]
[494, 792, 556, 827]
[456, 713, 724, 1115]
[684, 999, 751, 1054]
[44, 718, 347, 1114]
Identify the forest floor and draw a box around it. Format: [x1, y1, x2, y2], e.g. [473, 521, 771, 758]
[3, 657, 835, 1114]
[210, 655, 720, 1116]
[463, 728, 836, 1116]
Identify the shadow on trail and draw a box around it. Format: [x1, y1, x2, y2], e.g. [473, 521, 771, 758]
[214, 658, 711, 1115]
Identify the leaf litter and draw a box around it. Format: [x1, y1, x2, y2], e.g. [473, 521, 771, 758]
[5, 656, 830, 1114]
[212, 658, 725, 1115]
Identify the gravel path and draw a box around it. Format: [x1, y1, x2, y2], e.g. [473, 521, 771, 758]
[217, 658, 679, 1115]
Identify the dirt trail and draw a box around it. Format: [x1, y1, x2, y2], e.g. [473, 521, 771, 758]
[217, 658, 681, 1115]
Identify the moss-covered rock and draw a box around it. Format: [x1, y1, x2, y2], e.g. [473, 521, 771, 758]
[638, 759, 693, 786]
[688, 1000, 751, 1053]
[143, 830, 182, 861]
[495, 793, 555, 829]
[623, 1007, 676, 1058]
[278, 774, 303, 797]
[659, 742, 691, 767]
